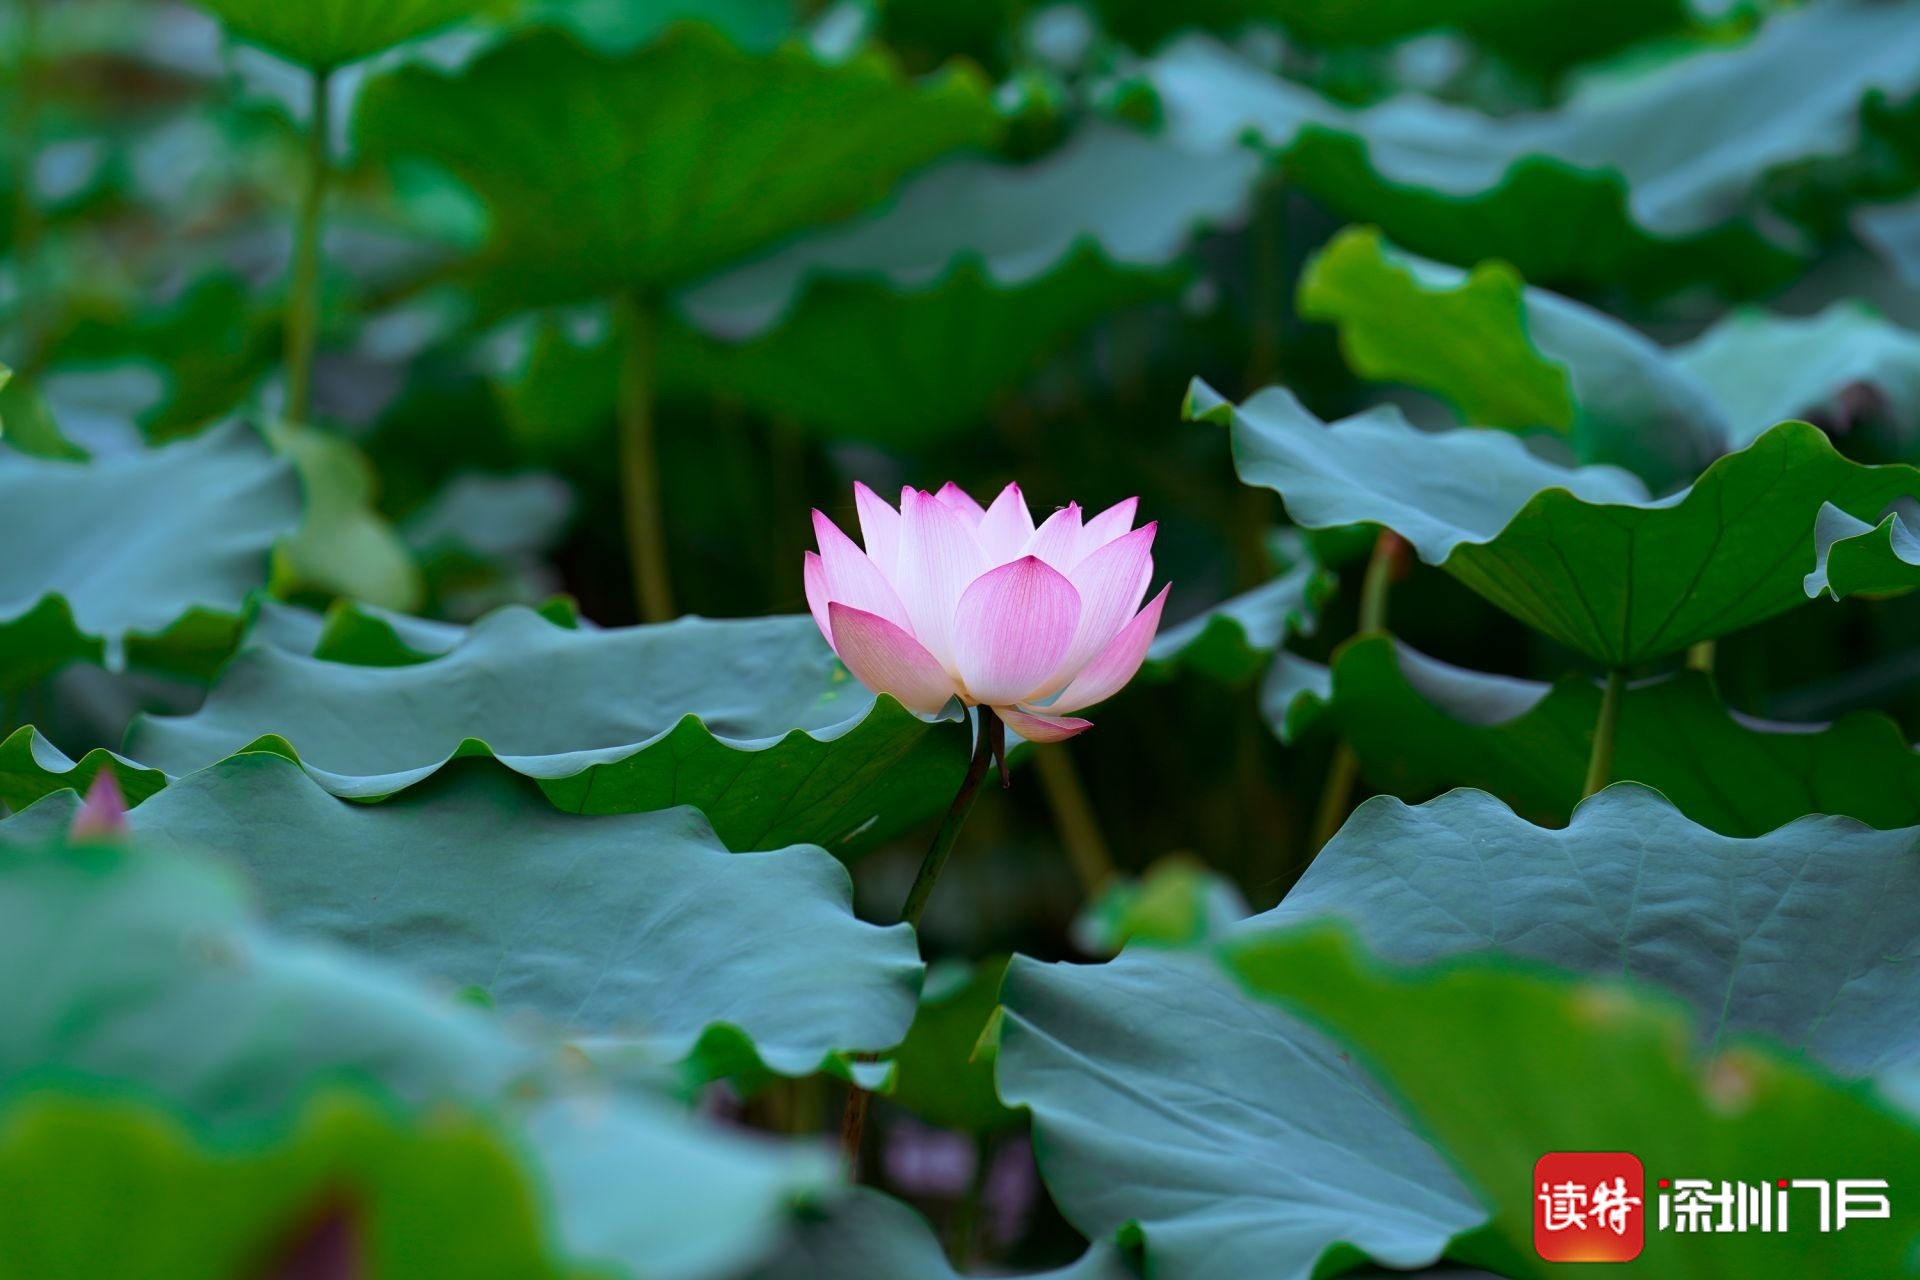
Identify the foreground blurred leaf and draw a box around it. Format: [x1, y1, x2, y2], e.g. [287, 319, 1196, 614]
[662, 122, 1256, 442]
[0, 420, 300, 693]
[1298, 226, 1728, 489]
[193, 0, 496, 67]
[1267, 784, 1920, 1073]
[997, 948, 1485, 1279]
[1190, 383, 1920, 665]
[357, 24, 1000, 312]
[1275, 633, 1920, 836]
[749, 1186, 1132, 1280]
[0, 830, 838, 1278]
[1149, 2, 1920, 297]
[125, 606, 968, 852]
[0, 1092, 566, 1280]
[1227, 929, 1920, 1278]
[3, 753, 921, 1078]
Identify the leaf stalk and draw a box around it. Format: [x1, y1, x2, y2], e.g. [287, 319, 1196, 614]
[842, 706, 1005, 1173]
[1582, 667, 1627, 798]
[615, 293, 674, 622]
[284, 66, 332, 423]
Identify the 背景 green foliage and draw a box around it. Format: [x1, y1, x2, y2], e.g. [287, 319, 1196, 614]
[355, 23, 1002, 312]
[1149, 1, 1920, 297]
[192, 0, 497, 68]
[14, 0, 1920, 1272]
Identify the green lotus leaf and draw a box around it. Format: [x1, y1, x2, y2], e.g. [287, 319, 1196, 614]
[0, 727, 165, 816]
[264, 421, 424, 614]
[1297, 226, 1728, 490]
[1189, 382, 1920, 665]
[403, 471, 576, 619]
[1857, 194, 1920, 287]
[125, 606, 969, 852]
[192, 0, 497, 68]
[1227, 928, 1920, 1278]
[1275, 633, 1920, 836]
[1804, 500, 1920, 600]
[2, 752, 921, 1077]
[355, 24, 1001, 312]
[1259, 647, 1334, 744]
[1673, 301, 1920, 453]
[0, 828, 839, 1279]
[1268, 783, 1920, 1073]
[1217, 0, 1702, 78]
[1144, 560, 1328, 684]
[656, 122, 1255, 442]
[247, 596, 472, 664]
[515, 0, 798, 55]
[1072, 854, 1249, 956]
[0, 1092, 569, 1280]
[887, 956, 1014, 1134]
[996, 947, 1486, 1280]
[1148, 2, 1920, 297]
[749, 1186, 1132, 1280]
[0, 420, 301, 694]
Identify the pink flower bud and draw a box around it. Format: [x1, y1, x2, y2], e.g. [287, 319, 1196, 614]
[71, 771, 130, 840]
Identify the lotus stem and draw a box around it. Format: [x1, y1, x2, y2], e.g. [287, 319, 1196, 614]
[902, 706, 1001, 929]
[615, 293, 674, 622]
[284, 66, 331, 424]
[10, 0, 42, 361]
[948, 1132, 995, 1266]
[1583, 667, 1627, 798]
[1309, 530, 1400, 851]
[842, 706, 1003, 1173]
[1033, 744, 1116, 897]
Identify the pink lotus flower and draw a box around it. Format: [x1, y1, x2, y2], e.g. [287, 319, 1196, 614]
[805, 482, 1169, 742]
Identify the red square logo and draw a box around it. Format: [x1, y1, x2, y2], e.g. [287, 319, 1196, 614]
[1534, 1152, 1645, 1262]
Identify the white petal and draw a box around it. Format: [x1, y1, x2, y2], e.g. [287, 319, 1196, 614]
[895, 488, 987, 670]
[977, 482, 1036, 565]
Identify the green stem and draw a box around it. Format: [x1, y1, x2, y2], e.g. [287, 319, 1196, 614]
[1308, 532, 1399, 851]
[948, 1132, 994, 1267]
[615, 293, 674, 622]
[284, 65, 331, 423]
[901, 707, 1000, 929]
[842, 708, 1002, 1173]
[1032, 743, 1116, 897]
[1583, 668, 1627, 798]
[9, 0, 43, 363]
[1245, 173, 1284, 388]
